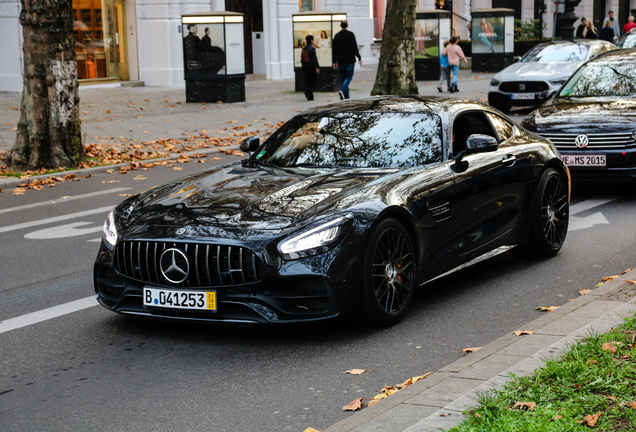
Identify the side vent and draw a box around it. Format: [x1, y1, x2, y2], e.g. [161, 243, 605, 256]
[428, 201, 452, 223]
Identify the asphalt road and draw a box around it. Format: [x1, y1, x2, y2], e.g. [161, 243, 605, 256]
[1, 112, 635, 432]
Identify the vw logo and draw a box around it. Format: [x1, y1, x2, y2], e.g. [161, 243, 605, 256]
[519, 83, 526, 91]
[574, 134, 589, 148]
[160, 248, 190, 284]
[176, 228, 186, 235]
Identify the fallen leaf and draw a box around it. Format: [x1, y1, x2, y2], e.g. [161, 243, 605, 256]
[104, 180, 119, 183]
[343, 369, 367, 375]
[60, 196, 71, 199]
[367, 400, 378, 407]
[474, 413, 482, 418]
[440, 413, 452, 417]
[463, 347, 481, 353]
[630, 401, 636, 409]
[303, 428, 320, 432]
[213, 157, 221, 160]
[579, 289, 592, 296]
[595, 282, 605, 287]
[118, 194, 132, 197]
[535, 306, 559, 312]
[173, 167, 183, 171]
[580, 412, 603, 427]
[604, 395, 617, 400]
[106, 110, 111, 113]
[551, 415, 563, 421]
[626, 280, 636, 285]
[342, 398, 363, 412]
[12, 188, 26, 195]
[603, 275, 619, 282]
[106, 169, 114, 174]
[587, 358, 598, 366]
[513, 330, 534, 336]
[514, 401, 537, 411]
[602, 343, 617, 354]
[82, 174, 92, 178]
[622, 268, 632, 274]
[11, 106, 19, 110]
[11, 127, 17, 132]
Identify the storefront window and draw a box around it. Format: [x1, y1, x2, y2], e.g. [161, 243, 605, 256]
[300, 0, 314, 12]
[73, 0, 118, 80]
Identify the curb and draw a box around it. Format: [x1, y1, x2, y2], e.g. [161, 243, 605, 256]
[0, 144, 241, 190]
[326, 268, 636, 432]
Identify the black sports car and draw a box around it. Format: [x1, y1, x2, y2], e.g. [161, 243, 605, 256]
[522, 49, 636, 181]
[94, 96, 570, 326]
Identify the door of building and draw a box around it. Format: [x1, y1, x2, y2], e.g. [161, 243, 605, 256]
[594, 0, 606, 29]
[619, 0, 630, 34]
[114, 0, 129, 80]
[225, 0, 254, 74]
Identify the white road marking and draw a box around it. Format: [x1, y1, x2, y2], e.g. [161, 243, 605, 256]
[0, 188, 131, 215]
[0, 296, 98, 334]
[0, 206, 113, 234]
[25, 222, 104, 239]
[570, 197, 619, 216]
[568, 197, 618, 232]
[87, 238, 102, 242]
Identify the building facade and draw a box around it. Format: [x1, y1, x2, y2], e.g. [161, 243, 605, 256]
[1, 0, 635, 92]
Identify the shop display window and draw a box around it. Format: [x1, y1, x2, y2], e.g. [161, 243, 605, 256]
[73, 0, 117, 80]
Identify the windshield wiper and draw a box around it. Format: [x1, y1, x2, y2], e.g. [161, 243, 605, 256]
[293, 163, 349, 168]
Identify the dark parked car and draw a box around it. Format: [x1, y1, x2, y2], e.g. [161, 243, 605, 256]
[95, 96, 570, 326]
[488, 40, 616, 113]
[522, 49, 636, 181]
[618, 27, 636, 48]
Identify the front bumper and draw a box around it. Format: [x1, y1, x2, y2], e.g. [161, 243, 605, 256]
[488, 81, 560, 109]
[93, 231, 364, 324]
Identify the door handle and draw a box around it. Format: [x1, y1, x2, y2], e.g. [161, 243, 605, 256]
[502, 154, 516, 167]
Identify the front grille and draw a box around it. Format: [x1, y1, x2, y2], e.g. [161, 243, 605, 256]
[114, 241, 266, 287]
[499, 81, 549, 93]
[540, 132, 636, 150]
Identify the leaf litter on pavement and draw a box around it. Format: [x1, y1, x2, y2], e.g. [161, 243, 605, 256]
[342, 372, 433, 412]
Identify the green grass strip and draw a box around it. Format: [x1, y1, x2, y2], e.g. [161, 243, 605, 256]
[449, 313, 636, 431]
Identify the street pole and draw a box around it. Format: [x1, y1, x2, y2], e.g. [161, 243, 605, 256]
[559, 0, 582, 41]
[539, 2, 544, 42]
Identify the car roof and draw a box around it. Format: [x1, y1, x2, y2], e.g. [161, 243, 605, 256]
[587, 47, 636, 63]
[533, 39, 602, 48]
[298, 95, 491, 117]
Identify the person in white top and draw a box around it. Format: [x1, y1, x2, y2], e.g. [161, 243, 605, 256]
[603, 10, 621, 41]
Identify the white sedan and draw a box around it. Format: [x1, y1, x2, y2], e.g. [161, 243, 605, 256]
[488, 40, 615, 113]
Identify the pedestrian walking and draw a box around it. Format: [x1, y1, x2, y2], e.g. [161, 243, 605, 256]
[603, 10, 620, 41]
[576, 18, 587, 38]
[583, 20, 598, 39]
[301, 35, 320, 101]
[437, 40, 451, 93]
[441, 36, 468, 93]
[599, 20, 615, 43]
[624, 15, 636, 34]
[332, 20, 361, 100]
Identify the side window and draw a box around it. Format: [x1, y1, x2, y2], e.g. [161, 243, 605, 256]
[451, 112, 497, 157]
[589, 44, 602, 58]
[486, 113, 514, 142]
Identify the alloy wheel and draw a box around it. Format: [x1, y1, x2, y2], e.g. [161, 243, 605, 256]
[541, 174, 568, 248]
[371, 227, 414, 315]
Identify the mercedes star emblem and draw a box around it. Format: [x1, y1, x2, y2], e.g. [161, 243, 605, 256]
[519, 83, 525, 91]
[574, 134, 589, 148]
[160, 248, 190, 284]
[176, 228, 186, 235]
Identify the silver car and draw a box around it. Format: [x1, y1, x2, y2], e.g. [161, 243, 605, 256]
[488, 40, 616, 113]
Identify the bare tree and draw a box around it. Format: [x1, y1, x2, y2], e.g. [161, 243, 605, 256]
[8, 0, 85, 171]
[371, 0, 418, 95]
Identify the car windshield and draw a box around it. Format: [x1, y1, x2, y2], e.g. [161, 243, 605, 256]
[619, 33, 636, 48]
[253, 112, 442, 168]
[521, 43, 589, 62]
[559, 62, 636, 97]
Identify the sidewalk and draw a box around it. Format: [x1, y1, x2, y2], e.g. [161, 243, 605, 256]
[325, 269, 636, 432]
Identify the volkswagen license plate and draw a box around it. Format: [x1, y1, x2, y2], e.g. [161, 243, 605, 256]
[143, 287, 217, 311]
[511, 93, 535, 100]
[562, 155, 606, 166]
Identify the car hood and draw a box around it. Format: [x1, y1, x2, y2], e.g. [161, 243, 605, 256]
[124, 162, 402, 231]
[526, 97, 636, 133]
[495, 61, 582, 82]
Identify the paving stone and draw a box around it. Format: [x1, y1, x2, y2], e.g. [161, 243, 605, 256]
[569, 300, 626, 318]
[497, 334, 563, 357]
[402, 409, 465, 432]
[406, 378, 485, 408]
[350, 404, 439, 432]
[534, 316, 598, 336]
[454, 354, 525, 380]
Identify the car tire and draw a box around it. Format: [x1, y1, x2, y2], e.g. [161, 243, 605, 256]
[526, 168, 569, 256]
[357, 218, 417, 326]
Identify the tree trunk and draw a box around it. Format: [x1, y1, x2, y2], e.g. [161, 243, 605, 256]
[371, 0, 418, 96]
[8, 0, 85, 171]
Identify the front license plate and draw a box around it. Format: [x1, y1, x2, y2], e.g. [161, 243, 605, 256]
[143, 287, 217, 311]
[511, 93, 535, 100]
[562, 155, 606, 167]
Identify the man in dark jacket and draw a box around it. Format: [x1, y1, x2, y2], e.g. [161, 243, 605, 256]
[332, 21, 361, 99]
[576, 18, 587, 38]
[301, 35, 320, 101]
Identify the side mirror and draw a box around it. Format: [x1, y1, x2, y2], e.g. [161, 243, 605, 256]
[240, 136, 260, 153]
[539, 89, 556, 100]
[466, 134, 498, 152]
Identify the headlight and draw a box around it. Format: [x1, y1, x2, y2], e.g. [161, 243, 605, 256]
[278, 215, 353, 260]
[490, 78, 501, 86]
[549, 78, 567, 87]
[103, 209, 118, 248]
